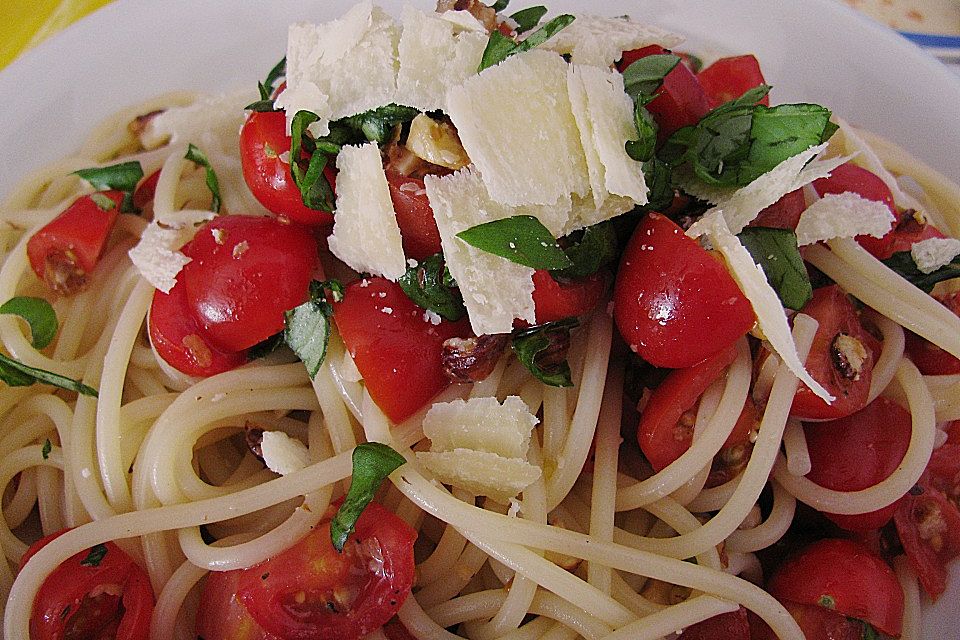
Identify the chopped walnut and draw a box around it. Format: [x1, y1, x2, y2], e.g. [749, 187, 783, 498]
[128, 109, 165, 149]
[831, 333, 869, 381]
[436, 0, 497, 32]
[43, 250, 88, 296]
[441, 334, 509, 383]
[244, 423, 265, 461]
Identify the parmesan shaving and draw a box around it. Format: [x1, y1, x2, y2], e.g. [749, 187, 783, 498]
[538, 14, 683, 67]
[795, 192, 895, 246]
[422, 396, 538, 459]
[911, 237, 960, 274]
[128, 223, 192, 294]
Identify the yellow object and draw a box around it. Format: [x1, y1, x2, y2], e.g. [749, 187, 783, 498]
[0, 0, 113, 70]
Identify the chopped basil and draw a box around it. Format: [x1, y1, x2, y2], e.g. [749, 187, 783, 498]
[882, 251, 960, 294]
[457, 215, 572, 270]
[73, 161, 144, 213]
[625, 96, 658, 163]
[247, 332, 284, 361]
[479, 31, 518, 71]
[246, 56, 286, 111]
[855, 620, 880, 640]
[89, 193, 116, 211]
[79, 544, 108, 567]
[511, 318, 577, 387]
[184, 144, 222, 213]
[491, 0, 510, 11]
[510, 6, 548, 33]
[479, 14, 575, 71]
[738, 103, 836, 185]
[330, 442, 406, 552]
[737, 227, 812, 310]
[0, 297, 58, 349]
[341, 104, 420, 145]
[290, 110, 338, 212]
[552, 222, 618, 280]
[621, 54, 680, 100]
[0, 353, 97, 396]
[41, 439, 51, 460]
[398, 254, 466, 322]
[641, 157, 675, 211]
[283, 280, 341, 378]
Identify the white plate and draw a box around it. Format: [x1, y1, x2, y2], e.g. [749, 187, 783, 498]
[1, 0, 958, 635]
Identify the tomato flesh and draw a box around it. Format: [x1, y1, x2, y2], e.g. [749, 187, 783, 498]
[613, 212, 755, 369]
[385, 171, 442, 261]
[677, 607, 750, 639]
[812, 163, 899, 259]
[905, 291, 960, 375]
[749, 601, 869, 640]
[696, 55, 770, 109]
[532, 269, 607, 324]
[749, 189, 806, 230]
[197, 569, 277, 640]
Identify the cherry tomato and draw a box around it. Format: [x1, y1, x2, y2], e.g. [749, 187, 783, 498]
[334, 278, 470, 423]
[240, 110, 335, 226]
[803, 397, 911, 531]
[382, 618, 416, 640]
[677, 607, 750, 639]
[532, 269, 607, 324]
[181, 215, 320, 352]
[812, 163, 899, 259]
[132, 170, 161, 210]
[748, 601, 870, 640]
[749, 189, 806, 230]
[196, 569, 277, 640]
[235, 503, 416, 640]
[696, 55, 770, 109]
[385, 171, 442, 261]
[22, 529, 154, 640]
[883, 211, 946, 258]
[617, 46, 711, 140]
[613, 213, 755, 369]
[27, 191, 124, 295]
[767, 538, 903, 637]
[790, 285, 877, 421]
[905, 291, 960, 375]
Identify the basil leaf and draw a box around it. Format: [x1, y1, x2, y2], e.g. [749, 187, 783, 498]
[342, 104, 419, 145]
[330, 442, 406, 552]
[42, 438, 52, 459]
[259, 56, 286, 101]
[283, 280, 342, 377]
[80, 544, 108, 567]
[479, 30, 518, 72]
[457, 215, 573, 270]
[511, 318, 577, 387]
[73, 161, 144, 194]
[516, 14, 574, 52]
[622, 54, 680, 100]
[398, 254, 466, 321]
[289, 111, 337, 212]
[479, 14, 574, 71]
[491, 0, 510, 10]
[738, 227, 812, 310]
[0, 297, 58, 349]
[315, 279, 345, 303]
[184, 144, 222, 213]
[641, 157, 675, 211]
[856, 620, 879, 640]
[245, 99, 277, 112]
[0, 353, 97, 396]
[626, 99, 658, 162]
[738, 103, 834, 185]
[510, 6, 547, 33]
[882, 251, 960, 294]
[552, 222, 618, 280]
[247, 332, 284, 361]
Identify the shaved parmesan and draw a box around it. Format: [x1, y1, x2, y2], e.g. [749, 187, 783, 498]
[261, 431, 311, 475]
[328, 143, 406, 281]
[795, 192, 895, 246]
[276, 2, 399, 136]
[691, 211, 834, 403]
[416, 449, 542, 503]
[911, 237, 960, 274]
[565, 193, 635, 236]
[539, 14, 683, 67]
[446, 49, 589, 207]
[141, 90, 251, 151]
[832, 118, 913, 208]
[128, 223, 192, 293]
[396, 6, 487, 112]
[422, 396, 538, 459]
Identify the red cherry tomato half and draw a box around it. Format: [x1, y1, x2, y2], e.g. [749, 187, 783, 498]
[613, 213, 755, 369]
[334, 278, 470, 423]
[803, 397, 912, 531]
[884, 212, 946, 258]
[790, 285, 877, 421]
[696, 55, 770, 109]
[132, 170, 161, 211]
[385, 171, 442, 261]
[240, 110, 335, 226]
[27, 191, 124, 296]
[236, 503, 416, 640]
[181, 215, 320, 352]
[22, 529, 154, 640]
[196, 569, 277, 640]
[749, 189, 806, 230]
[677, 607, 750, 640]
[749, 601, 870, 640]
[812, 163, 899, 259]
[382, 618, 416, 640]
[532, 269, 607, 324]
[905, 291, 960, 375]
[767, 538, 903, 637]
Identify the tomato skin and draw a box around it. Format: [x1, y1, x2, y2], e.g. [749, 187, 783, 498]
[22, 529, 155, 640]
[905, 291, 960, 375]
[132, 170, 161, 210]
[812, 163, 899, 259]
[236, 503, 416, 640]
[240, 110, 334, 226]
[181, 215, 320, 352]
[385, 172, 442, 261]
[613, 213, 755, 369]
[884, 213, 946, 257]
[803, 398, 912, 531]
[749, 189, 806, 230]
[197, 569, 278, 640]
[696, 55, 770, 109]
[532, 269, 607, 324]
[27, 191, 123, 295]
[749, 601, 868, 640]
[334, 278, 470, 423]
[767, 538, 903, 637]
[790, 285, 876, 421]
[677, 607, 750, 640]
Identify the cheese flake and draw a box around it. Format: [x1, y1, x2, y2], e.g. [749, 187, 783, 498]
[128, 223, 192, 293]
[142, 90, 251, 151]
[911, 237, 960, 274]
[416, 449, 541, 503]
[795, 192, 895, 246]
[565, 193, 635, 236]
[423, 396, 538, 459]
[328, 143, 406, 280]
[539, 14, 683, 67]
[261, 431, 311, 475]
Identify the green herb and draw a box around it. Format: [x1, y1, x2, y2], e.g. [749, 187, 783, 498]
[818, 594, 836, 609]
[341, 104, 420, 145]
[511, 318, 577, 387]
[641, 158, 675, 211]
[738, 103, 835, 185]
[510, 6, 548, 33]
[330, 442, 406, 552]
[398, 254, 466, 321]
[625, 97, 659, 162]
[621, 54, 680, 100]
[73, 161, 144, 213]
[89, 193, 116, 211]
[457, 215, 572, 270]
[738, 227, 812, 310]
[247, 332, 284, 361]
[882, 251, 960, 293]
[41, 439, 51, 460]
[290, 111, 338, 213]
[855, 620, 879, 640]
[246, 56, 286, 111]
[552, 222, 618, 280]
[80, 544, 108, 567]
[0, 297, 58, 349]
[479, 14, 575, 71]
[184, 144, 222, 213]
[284, 280, 341, 378]
[491, 0, 510, 11]
[0, 353, 97, 396]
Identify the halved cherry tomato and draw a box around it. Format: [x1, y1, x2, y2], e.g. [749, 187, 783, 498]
[617, 46, 711, 140]
[677, 607, 750, 639]
[905, 291, 960, 375]
[883, 211, 946, 258]
[382, 618, 416, 640]
[749, 189, 806, 230]
[132, 170, 161, 211]
[385, 171, 442, 261]
[812, 163, 899, 259]
[803, 397, 912, 531]
[767, 538, 903, 637]
[334, 278, 470, 423]
[27, 191, 124, 295]
[748, 601, 870, 640]
[22, 529, 154, 640]
[790, 285, 877, 421]
[532, 269, 607, 324]
[240, 110, 335, 226]
[696, 55, 770, 109]
[196, 569, 276, 640]
[235, 503, 416, 640]
[613, 213, 755, 369]
[181, 215, 320, 352]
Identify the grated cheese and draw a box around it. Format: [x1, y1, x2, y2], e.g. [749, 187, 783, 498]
[795, 192, 895, 246]
[538, 14, 683, 68]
